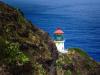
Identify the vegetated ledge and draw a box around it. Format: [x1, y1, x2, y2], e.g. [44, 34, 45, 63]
[56, 48, 100, 75]
[0, 1, 100, 75]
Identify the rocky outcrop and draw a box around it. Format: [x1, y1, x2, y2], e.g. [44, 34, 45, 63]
[56, 48, 100, 75]
[0, 1, 58, 75]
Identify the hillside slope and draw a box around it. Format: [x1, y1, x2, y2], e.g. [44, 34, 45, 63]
[56, 48, 100, 75]
[0, 1, 58, 75]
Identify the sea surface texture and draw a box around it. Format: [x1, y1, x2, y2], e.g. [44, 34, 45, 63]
[1, 0, 100, 61]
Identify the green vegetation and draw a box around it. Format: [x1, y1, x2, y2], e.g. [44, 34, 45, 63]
[55, 48, 99, 75]
[56, 54, 71, 67]
[33, 63, 46, 75]
[16, 8, 27, 25]
[64, 70, 72, 75]
[0, 37, 29, 64]
[68, 48, 89, 57]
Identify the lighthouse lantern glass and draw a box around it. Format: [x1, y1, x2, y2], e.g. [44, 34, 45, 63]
[55, 34, 63, 41]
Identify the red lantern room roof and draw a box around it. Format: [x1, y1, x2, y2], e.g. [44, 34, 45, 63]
[54, 28, 64, 34]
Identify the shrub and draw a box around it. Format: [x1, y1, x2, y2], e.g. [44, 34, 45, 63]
[17, 52, 29, 64]
[0, 38, 29, 64]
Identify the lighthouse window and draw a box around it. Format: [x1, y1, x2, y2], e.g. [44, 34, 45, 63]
[55, 35, 63, 41]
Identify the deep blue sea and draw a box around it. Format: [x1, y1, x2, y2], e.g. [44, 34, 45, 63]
[1, 0, 100, 61]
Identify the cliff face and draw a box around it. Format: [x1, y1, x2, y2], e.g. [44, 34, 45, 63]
[56, 48, 100, 75]
[0, 1, 58, 75]
[0, 1, 100, 75]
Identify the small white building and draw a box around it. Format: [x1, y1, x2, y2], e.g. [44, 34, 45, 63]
[54, 28, 67, 53]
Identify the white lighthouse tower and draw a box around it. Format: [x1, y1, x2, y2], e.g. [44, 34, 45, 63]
[54, 28, 67, 53]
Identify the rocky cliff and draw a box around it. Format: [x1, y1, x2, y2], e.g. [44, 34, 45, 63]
[0, 1, 100, 75]
[56, 48, 100, 75]
[0, 1, 58, 75]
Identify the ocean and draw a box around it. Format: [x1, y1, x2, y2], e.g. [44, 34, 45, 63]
[1, 0, 100, 61]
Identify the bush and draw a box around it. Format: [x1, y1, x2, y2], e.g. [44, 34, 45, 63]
[64, 70, 72, 75]
[0, 38, 29, 64]
[17, 52, 29, 64]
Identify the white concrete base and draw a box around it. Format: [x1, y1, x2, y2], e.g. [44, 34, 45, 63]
[58, 49, 68, 53]
[54, 40, 68, 53]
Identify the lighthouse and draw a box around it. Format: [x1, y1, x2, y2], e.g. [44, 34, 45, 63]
[54, 28, 67, 53]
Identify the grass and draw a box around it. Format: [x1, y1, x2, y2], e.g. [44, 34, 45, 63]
[68, 48, 89, 57]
